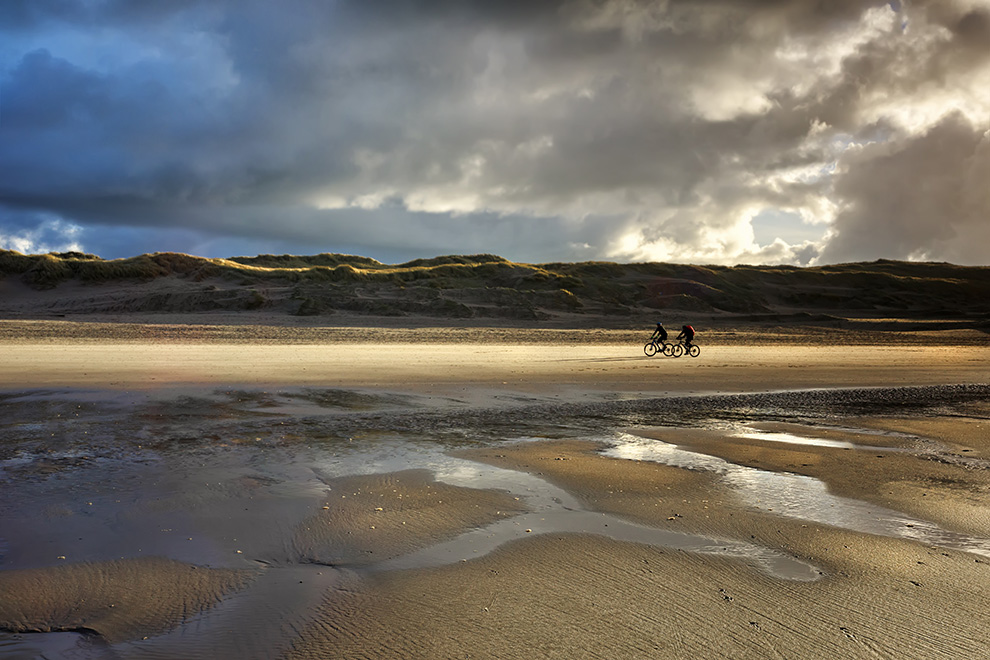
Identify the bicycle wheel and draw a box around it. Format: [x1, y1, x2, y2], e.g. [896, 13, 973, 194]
[661, 342, 674, 357]
[688, 344, 700, 358]
[671, 343, 684, 358]
[644, 341, 658, 357]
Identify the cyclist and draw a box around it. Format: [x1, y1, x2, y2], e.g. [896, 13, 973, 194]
[677, 324, 695, 349]
[651, 322, 668, 344]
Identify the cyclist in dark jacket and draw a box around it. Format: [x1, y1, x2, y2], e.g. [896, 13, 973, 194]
[677, 324, 695, 348]
[651, 322, 668, 343]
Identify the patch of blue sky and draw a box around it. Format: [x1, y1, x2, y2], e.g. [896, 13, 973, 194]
[0, 209, 83, 254]
[750, 209, 824, 247]
[830, 122, 897, 154]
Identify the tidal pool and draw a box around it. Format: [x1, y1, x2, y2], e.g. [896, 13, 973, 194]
[604, 430, 990, 559]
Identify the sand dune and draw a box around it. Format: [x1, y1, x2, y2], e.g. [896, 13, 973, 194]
[3, 251, 989, 338]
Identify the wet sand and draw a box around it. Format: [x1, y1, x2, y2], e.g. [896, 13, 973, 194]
[0, 558, 254, 644]
[282, 429, 990, 659]
[1, 321, 989, 658]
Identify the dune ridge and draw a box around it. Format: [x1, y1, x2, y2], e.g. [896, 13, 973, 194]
[2, 251, 989, 331]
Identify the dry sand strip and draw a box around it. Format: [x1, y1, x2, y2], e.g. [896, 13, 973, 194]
[1, 342, 988, 395]
[0, 319, 987, 394]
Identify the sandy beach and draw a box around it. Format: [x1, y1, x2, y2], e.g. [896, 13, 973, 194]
[1, 320, 987, 395]
[1, 319, 989, 658]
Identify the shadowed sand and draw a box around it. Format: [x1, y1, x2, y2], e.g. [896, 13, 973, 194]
[291, 470, 527, 567]
[0, 558, 255, 644]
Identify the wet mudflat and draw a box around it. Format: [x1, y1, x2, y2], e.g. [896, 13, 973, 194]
[2, 383, 990, 658]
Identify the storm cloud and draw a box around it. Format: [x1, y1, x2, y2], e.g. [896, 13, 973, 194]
[1, 0, 988, 264]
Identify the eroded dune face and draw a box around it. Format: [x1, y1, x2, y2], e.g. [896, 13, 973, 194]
[0, 557, 255, 643]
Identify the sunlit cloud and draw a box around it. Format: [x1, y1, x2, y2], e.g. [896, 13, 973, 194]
[0, 214, 84, 255]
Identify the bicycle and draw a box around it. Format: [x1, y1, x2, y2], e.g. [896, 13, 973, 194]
[644, 339, 674, 357]
[670, 341, 700, 358]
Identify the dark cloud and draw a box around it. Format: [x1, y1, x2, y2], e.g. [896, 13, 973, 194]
[0, 0, 85, 28]
[821, 113, 990, 264]
[1, 0, 987, 264]
[955, 8, 990, 41]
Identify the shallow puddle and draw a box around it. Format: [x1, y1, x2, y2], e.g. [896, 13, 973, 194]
[356, 445, 819, 581]
[605, 431, 990, 558]
[735, 430, 859, 449]
[0, 631, 117, 659]
[730, 423, 921, 454]
[376, 508, 817, 580]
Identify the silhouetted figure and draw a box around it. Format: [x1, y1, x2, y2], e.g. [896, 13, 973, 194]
[677, 324, 695, 348]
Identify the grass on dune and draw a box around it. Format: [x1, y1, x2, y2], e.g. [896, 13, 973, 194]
[2, 249, 989, 320]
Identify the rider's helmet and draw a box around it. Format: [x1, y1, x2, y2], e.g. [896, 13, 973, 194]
[656, 321, 663, 327]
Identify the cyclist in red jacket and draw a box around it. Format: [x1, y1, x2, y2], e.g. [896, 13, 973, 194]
[677, 324, 695, 349]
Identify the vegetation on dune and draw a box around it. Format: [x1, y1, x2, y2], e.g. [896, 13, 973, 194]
[228, 253, 385, 269]
[396, 254, 511, 268]
[1, 251, 225, 287]
[1, 250, 989, 324]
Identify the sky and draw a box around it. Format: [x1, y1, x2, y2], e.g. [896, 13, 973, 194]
[1, 0, 988, 266]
